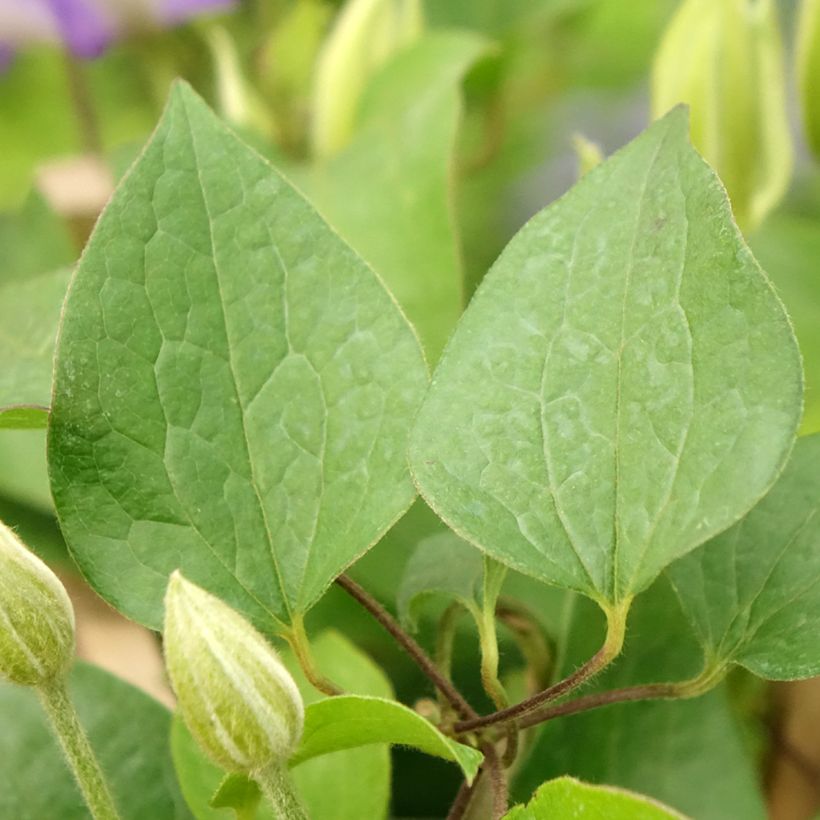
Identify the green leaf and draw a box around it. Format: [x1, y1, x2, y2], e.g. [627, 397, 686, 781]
[172, 630, 392, 820]
[0, 269, 70, 427]
[210, 773, 261, 819]
[0, 662, 190, 819]
[291, 694, 483, 780]
[668, 433, 820, 680]
[309, 31, 489, 361]
[751, 211, 820, 435]
[0, 431, 52, 512]
[409, 108, 802, 614]
[47, 82, 428, 631]
[397, 530, 485, 629]
[513, 580, 766, 820]
[0, 191, 74, 284]
[505, 776, 686, 819]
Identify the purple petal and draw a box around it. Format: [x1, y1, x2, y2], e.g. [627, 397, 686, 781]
[160, 0, 234, 25]
[46, 0, 114, 58]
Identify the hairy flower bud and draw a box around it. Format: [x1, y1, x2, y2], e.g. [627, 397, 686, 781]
[164, 572, 304, 772]
[0, 520, 75, 686]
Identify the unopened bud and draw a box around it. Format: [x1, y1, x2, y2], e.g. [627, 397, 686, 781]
[163, 572, 304, 772]
[652, 0, 792, 232]
[0, 520, 75, 685]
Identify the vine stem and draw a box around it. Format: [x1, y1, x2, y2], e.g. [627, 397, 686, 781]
[335, 574, 479, 721]
[62, 50, 102, 154]
[454, 597, 631, 734]
[481, 742, 508, 819]
[255, 763, 308, 820]
[37, 678, 121, 820]
[517, 663, 728, 730]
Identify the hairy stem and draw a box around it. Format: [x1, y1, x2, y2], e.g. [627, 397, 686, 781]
[285, 615, 343, 696]
[446, 772, 481, 820]
[482, 742, 508, 819]
[436, 603, 466, 714]
[255, 763, 307, 820]
[63, 51, 102, 154]
[38, 678, 121, 820]
[454, 598, 631, 734]
[518, 663, 728, 730]
[335, 574, 479, 720]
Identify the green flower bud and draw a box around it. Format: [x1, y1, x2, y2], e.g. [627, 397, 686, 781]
[797, 0, 820, 158]
[0, 520, 75, 686]
[163, 572, 304, 773]
[652, 0, 792, 232]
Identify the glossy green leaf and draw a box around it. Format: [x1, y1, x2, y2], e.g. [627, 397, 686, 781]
[309, 32, 488, 360]
[172, 630, 392, 820]
[48, 82, 428, 631]
[292, 695, 482, 780]
[505, 776, 686, 819]
[409, 109, 801, 614]
[0, 269, 70, 428]
[0, 662, 190, 819]
[514, 581, 766, 820]
[651, 0, 792, 232]
[668, 433, 820, 680]
[797, 0, 820, 159]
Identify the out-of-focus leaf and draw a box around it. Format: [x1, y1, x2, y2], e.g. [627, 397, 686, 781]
[0, 192, 74, 284]
[397, 531, 484, 629]
[410, 109, 802, 614]
[0, 662, 191, 819]
[504, 776, 686, 819]
[668, 434, 820, 680]
[652, 0, 792, 232]
[0, 269, 70, 426]
[752, 211, 820, 435]
[48, 82, 428, 631]
[172, 630, 392, 820]
[309, 32, 489, 360]
[513, 581, 766, 819]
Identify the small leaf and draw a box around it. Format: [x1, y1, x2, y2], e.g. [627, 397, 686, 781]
[0, 269, 70, 426]
[668, 433, 820, 680]
[210, 773, 260, 819]
[409, 109, 802, 614]
[651, 0, 792, 232]
[0, 662, 191, 819]
[504, 776, 687, 819]
[397, 531, 485, 629]
[309, 31, 489, 360]
[291, 694, 483, 781]
[48, 82, 428, 630]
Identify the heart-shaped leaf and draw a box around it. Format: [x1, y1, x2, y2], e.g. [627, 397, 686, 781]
[409, 109, 801, 616]
[47, 82, 428, 630]
[668, 433, 820, 680]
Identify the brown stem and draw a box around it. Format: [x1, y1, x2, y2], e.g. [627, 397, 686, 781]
[446, 772, 480, 820]
[335, 574, 479, 721]
[516, 663, 729, 730]
[482, 743, 508, 819]
[454, 599, 630, 734]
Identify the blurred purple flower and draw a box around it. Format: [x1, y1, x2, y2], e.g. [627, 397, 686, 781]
[0, 0, 234, 60]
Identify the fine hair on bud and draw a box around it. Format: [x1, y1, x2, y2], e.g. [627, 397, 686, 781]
[0, 520, 75, 686]
[164, 571, 304, 773]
